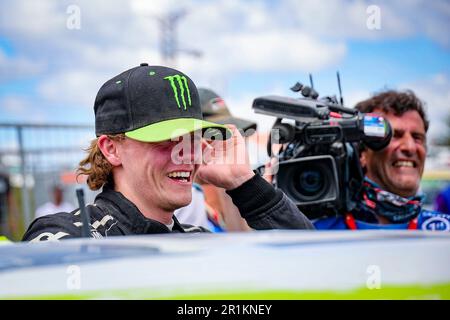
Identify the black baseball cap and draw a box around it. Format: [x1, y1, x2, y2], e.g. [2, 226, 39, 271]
[198, 88, 257, 136]
[94, 63, 230, 142]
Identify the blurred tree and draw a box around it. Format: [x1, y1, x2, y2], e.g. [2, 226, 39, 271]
[436, 114, 450, 146]
[444, 114, 450, 146]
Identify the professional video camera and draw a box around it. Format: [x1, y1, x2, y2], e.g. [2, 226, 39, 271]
[253, 76, 392, 219]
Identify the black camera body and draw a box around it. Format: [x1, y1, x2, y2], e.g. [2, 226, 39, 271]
[253, 89, 392, 219]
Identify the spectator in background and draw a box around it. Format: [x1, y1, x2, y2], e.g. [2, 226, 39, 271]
[35, 185, 75, 218]
[434, 184, 450, 214]
[0, 168, 19, 239]
[0, 171, 16, 237]
[0, 171, 12, 233]
[175, 88, 257, 231]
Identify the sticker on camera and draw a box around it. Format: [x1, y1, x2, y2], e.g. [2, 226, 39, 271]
[364, 114, 386, 137]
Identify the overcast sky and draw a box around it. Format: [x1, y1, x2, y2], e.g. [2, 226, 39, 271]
[1, 0, 449, 143]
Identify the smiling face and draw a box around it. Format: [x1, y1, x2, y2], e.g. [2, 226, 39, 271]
[361, 110, 427, 198]
[112, 132, 202, 217]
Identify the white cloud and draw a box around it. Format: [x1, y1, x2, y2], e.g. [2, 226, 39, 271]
[0, 0, 348, 76]
[0, 95, 48, 123]
[219, 31, 347, 72]
[268, 0, 406, 39]
[9, 0, 347, 111]
[345, 89, 372, 109]
[0, 1, 64, 37]
[400, 74, 450, 143]
[1, 0, 449, 131]
[0, 49, 46, 82]
[391, 0, 450, 48]
[175, 31, 346, 90]
[130, 0, 181, 16]
[277, 0, 450, 47]
[37, 69, 105, 107]
[76, 46, 159, 72]
[1, 95, 29, 114]
[5, 0, 447, 90]
[35, 44, 161, 107]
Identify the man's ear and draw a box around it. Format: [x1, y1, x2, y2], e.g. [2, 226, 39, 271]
[97, 135, 122, 166]
[360, 149, 367, 168]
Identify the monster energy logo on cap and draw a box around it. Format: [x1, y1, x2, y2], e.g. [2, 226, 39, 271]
[95, 64, 230, 143]
[164, 75, 192, 110]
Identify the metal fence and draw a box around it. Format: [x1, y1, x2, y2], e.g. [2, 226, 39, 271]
[0, 123, 99, 236]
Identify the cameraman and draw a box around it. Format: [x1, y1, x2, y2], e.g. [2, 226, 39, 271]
[314, 90, 450, 231]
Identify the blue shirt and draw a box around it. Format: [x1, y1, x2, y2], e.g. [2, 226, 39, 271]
[313, 209, 450, 231]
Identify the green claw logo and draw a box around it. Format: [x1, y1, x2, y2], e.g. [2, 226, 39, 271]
[164, 75, 192, 110]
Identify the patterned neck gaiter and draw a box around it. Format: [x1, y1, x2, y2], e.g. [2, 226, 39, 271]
[353, 177, 424, 223]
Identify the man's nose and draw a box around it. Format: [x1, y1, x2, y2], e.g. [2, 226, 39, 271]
[399, 134, 417, 155]
[177, 135, 202, 163]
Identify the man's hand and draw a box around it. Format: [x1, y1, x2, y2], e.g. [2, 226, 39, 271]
[262, 143, 283, 184]
[196, 125, 255, 190]
[262, 157, 277, 184]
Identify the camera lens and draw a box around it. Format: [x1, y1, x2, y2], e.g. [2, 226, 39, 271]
[296, 169, 324, 196]
[276, 156, 338, 206]
[292, 164, 328, 201]
[281, 160, 335, 203]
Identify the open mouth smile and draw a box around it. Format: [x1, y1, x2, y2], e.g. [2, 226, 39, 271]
[392, 160, 416, 168]
[167, 171, 192, 183]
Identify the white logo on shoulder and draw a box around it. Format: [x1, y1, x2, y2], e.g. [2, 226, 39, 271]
[31, 232, 69, 242]
[421, 217, 450, 231]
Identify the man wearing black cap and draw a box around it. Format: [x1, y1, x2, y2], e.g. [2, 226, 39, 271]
[22, 64, 313, 241]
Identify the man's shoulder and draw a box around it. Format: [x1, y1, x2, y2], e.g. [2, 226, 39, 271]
[22, 209, 82, 242]
[418, 209, 450, 231]
[22, 205, 113, 241]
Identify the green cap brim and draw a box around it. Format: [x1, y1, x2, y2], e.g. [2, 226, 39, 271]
[125, 118, 232, 142]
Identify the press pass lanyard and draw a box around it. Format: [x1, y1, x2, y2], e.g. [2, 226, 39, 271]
[344, 213, 418, 230]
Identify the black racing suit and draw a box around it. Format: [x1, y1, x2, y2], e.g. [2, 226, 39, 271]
[22, 174, 314, 241]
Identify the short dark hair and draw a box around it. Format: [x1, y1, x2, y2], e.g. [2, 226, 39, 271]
[355, 90, 429, 132]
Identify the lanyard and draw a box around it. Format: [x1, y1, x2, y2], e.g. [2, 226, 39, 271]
[344, 213, 418, 230]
